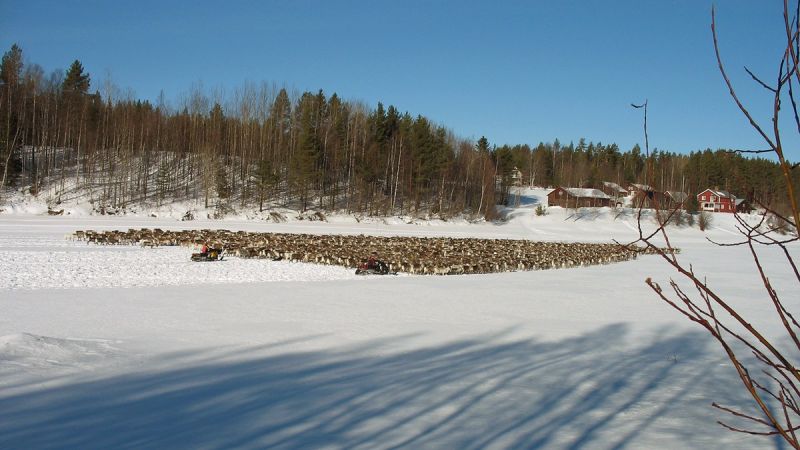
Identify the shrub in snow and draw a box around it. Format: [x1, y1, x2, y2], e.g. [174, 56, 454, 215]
[269, 211, 287, 223]
[698, 212, 712, 231]
[767, 214, 793, 236]
[670, 210, 689, 227]
[213, 203, 234, 219]
[296, 211, 327, 222]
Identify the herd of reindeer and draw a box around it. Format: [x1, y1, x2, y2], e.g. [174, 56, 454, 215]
[70, 228, 664, 275]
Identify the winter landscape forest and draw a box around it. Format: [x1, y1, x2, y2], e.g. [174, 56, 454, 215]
[2, 1, 800, 449]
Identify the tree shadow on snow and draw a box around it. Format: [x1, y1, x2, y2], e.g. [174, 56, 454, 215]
[0, 324, 778, 449]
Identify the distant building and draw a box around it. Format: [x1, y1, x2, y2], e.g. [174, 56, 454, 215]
[602, 181, 628, 205]
[698, 188, 737, 213]
[627, 183, 653, 194]
[663, 191, 689, 210]
[547, 187, 612, 208]
[510, 167, 523, 186]
[735, 198, 754, 214]
[628, 183, 663, 208]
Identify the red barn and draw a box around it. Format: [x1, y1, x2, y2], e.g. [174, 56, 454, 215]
[698, 188, 736, 213]
[547, 187, 612, 208]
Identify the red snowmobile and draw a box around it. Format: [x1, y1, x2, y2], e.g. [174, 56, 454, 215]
[355, 256, 393, 275]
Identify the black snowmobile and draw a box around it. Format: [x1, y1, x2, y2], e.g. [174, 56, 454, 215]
[191, 248, 224, 262]
[355, 259, 394, 275]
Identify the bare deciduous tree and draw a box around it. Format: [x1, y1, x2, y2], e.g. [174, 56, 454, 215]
[631, 3, 800, 447]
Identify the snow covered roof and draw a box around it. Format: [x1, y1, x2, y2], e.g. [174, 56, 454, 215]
[628, 183, 653, 192]
[700, 188, 736, 199]
[602, 181, 628, 193]
[562, 188, 612, 199]
[664, 191, 688, 202]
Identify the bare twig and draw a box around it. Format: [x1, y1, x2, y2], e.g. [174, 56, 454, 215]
[745, 66, 778, 93]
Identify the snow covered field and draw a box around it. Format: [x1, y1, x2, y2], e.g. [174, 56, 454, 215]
[1, 189, 797, 449]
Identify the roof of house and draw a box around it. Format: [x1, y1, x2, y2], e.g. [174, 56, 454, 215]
[629, 183, 653, 192]
[664, 191, 688, 202]
[561, 187, 611, 199]
[602, 181, 628, 193]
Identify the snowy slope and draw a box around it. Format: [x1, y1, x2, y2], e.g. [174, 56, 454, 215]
[1, 188, 797, 449]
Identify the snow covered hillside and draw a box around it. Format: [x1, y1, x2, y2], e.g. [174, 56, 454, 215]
[1, 188, 797, 449]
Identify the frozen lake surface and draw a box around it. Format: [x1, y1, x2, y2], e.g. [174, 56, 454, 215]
[1, 189, 797, 449]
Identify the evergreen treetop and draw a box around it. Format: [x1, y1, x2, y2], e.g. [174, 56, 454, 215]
[62, 60, 90, 95]
[0, 44, 23, 86]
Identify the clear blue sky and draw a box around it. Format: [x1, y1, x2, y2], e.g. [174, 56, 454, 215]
[2, 0, 798, 160]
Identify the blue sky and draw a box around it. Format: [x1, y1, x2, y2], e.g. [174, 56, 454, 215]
[2, 1, 797, 160]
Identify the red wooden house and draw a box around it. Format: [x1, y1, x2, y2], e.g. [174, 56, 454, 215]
[698, 188, 736, 213]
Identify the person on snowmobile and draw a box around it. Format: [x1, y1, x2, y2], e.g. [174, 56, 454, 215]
[356, 251, 390, 275]
[200, 243, 209, 257]
[367, 251, 379, 270]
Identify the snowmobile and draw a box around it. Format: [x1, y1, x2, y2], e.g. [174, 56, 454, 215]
[355, 259, 394, 275]
[191, 248, 224, 262]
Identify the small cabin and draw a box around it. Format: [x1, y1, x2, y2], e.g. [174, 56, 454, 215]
[735, 198, 753, 214]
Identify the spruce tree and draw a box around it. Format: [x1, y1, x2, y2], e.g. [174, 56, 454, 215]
[0, 44, 23, 86]
[476, 136, 490, 153]
[62, 60, 90, 95]
[1, 44, 24, 191]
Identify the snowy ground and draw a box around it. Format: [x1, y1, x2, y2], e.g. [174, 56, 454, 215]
[1, 188, 798, 449]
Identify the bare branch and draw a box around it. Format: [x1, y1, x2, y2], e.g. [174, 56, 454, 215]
[712, 6, 777, 150]
[723, 148, 776, 155]
[745, 66, 778, 92]
[714, 402, 780, 429]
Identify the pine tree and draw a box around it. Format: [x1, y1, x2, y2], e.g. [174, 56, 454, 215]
[292, 92, 321, 211]
[1, 44, 24, 190]
[0, 44, 23, 87]
[62, 60, 90, 95]
[684, 194, 699, 214]
[476, 136, 490, 153]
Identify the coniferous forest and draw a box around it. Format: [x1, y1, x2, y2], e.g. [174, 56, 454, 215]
[1, 44, 798, 217]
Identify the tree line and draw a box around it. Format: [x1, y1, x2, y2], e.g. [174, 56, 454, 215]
[494, 139, 797, 213]
[0, 45, 499, 218]
[1, 44, 797, 217]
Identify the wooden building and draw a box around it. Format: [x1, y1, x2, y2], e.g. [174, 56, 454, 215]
[628, 183, 664, 208]
[735, 198, 753, 213]
[698, 188, 737, 213]
[663, 191, 689, 210]
[510, 167, 523, 186]
[602, 181, 628, 206]
[547, 187, 613, 208]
